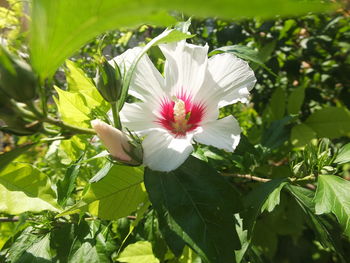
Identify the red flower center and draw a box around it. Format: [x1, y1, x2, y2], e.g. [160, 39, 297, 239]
[157, 93, 205, 136]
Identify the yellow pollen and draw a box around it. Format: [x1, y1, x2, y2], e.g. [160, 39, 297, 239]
[171, 96, 190, 134]
[172, 96, 186, 122]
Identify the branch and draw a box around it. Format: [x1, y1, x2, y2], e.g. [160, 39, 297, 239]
[222, 173, 271, 183]
[0, 216, 19, 222]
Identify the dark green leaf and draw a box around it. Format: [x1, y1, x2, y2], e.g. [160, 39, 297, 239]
[287, 86, 305, 115]
[144, 156, 242, 263]
[261, 116, 294, 149]
[286, 185, 344, 252]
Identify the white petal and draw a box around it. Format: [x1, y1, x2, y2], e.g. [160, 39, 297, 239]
[91, 119, 131, 161]
[194, 115, 241, 152]
[208, 53, 256, 107]
[111, 47, 165, 103]
[142, 129, 193, 172]
[159, 41, 208, 97]
[120, 102, 158, 135]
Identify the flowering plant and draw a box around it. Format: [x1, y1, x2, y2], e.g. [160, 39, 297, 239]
[93, 36, 256, 172]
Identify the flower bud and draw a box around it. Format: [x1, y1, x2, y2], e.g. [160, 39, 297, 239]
[0, 46, 37, 102]
[95, 59, 122, 103]
[91, 119, 143, 166]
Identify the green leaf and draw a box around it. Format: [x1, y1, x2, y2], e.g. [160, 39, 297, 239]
[65, 60, 96, 93]
[0, 163, 59, 214]
[53, 87, 91, 127]
[30, 0, 334, 79]
[6, 228, 52, 263]
[0, 144, 34, 173]
[334, 143, 350, 164]
[305, 107, 350, 139]
[314, 174, 350, 238]
[51, 221, 116, 263]
[210, 44, 276, 76]
[244, 178, 289, 229]
[65, 60, 108, 111]
[263, 87, 286, 123]
[30, 0, 176, 78]
[261, 116, 293, 149]
[287, 86, 305, 115]
[118, 241, 159, 263]
[68, 221, 116, 263]
[286, 185, 344, 251]
[144, 156, 242, 263]
[57, 157, 82, 207]
[59, 165, 146, 220]
[290, 123, 317, 147]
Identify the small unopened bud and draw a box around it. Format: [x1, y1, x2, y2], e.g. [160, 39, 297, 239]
[95, 59, 122, 102]
[91, 119, 143, 166]
[0, 46, 37, 102]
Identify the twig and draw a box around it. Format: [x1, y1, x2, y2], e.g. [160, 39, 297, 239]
[222, 173, 271, 183]
[0, 216, 19, 222]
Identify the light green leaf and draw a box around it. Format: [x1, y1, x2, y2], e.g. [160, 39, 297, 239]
[65, 60, 108, 110]
[334, 143, 350, 164]
[314, 174, 350, 238]
[30, 0, 334, 79]
[118, 241, 159, 263]
[305, 107, 350, 139]
[291, 123, 317, 147]
[0, 163, 59, 215]
[30, 0, 176, 78]
[0, 144, 34, 173]
[287, 86, 305, 115]
[65, 60, 95, 92]
[0, 163, 59, 214]
[53, 87, 91, 127]
[59, 165, 146, 220]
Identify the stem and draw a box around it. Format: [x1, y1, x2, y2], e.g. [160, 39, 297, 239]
[222, 173, 271, 183]
[0, 216, 19, 222]
[111, 101, 122, 129]
[222, 173, 316, 184]
[45, 116, 95, 135]
[24, 100, 95, 135]
[26, 100, 43, 119]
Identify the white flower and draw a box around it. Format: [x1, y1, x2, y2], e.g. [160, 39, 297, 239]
[114, 40, 256, 172]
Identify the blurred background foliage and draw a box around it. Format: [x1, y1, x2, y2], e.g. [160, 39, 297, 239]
[0, 0, 350, 262]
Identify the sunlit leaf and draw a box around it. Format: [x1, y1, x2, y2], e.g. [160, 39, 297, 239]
[314, 174, 350, 238]
[118, 241, 160, 263]
[59, 165, 146, 220]
[0, 163, 59, 214]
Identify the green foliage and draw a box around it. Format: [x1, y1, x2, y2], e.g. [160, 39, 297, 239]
[145, 156, 241, 263]
[314, 174, 350, 238]
[60, 164, 146, 220]
[305, 107, 350, 139]
[1, 1, 350, 263]
[118, 241, 160, 263]
[0, 163, 59, 214]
